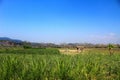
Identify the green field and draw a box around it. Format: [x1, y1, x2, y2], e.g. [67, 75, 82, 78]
[0, 48, 120, 80]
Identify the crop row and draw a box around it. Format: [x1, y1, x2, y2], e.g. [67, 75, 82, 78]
[0, 53, 120, 80]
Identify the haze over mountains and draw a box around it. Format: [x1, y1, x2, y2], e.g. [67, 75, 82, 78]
[0, 37, 22, 43]
[0, 37, 120, 45]
[0, 37, 120, 49]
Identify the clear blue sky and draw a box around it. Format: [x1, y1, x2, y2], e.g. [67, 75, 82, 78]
[0, 0, 120, 44]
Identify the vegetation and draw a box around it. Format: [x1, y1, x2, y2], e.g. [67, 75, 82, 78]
[0, 48, 60, 55]
[108, 44, 114, 55]
[0, 48, 119, 80]
[0, 39, 120, 80]
[1, 38, 120, 49]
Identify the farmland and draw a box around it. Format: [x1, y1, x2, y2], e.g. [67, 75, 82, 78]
[1, 0, 120, 79]
[0, 48, 120, 80]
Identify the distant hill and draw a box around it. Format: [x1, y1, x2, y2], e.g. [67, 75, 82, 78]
[0, 37, 22, 43]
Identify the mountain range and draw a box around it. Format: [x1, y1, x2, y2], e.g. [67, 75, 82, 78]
[0, 37, 22, 43]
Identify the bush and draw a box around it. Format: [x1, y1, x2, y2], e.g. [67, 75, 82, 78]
[23, 45, 32, 49]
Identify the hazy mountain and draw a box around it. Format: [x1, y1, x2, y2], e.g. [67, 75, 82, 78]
[0, 37, 22, 43]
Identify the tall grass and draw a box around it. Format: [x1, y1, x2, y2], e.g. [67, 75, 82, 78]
[0, 51, 120, 80]
[0, 48, 60, 55]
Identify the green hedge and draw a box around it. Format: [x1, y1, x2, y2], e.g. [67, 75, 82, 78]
[0, 48, 60, 55]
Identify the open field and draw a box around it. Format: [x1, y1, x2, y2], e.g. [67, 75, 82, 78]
[0, 48, 120, 80]
[59, 48, 120, 55]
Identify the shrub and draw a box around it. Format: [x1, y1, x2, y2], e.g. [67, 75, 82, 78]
[23, 45, 32, 49]
[108, 44, 114, 55]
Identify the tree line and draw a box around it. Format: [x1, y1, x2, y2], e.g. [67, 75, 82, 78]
[0, 40, 120, 49]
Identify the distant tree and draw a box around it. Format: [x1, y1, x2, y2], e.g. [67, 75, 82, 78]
[118, 45, 120, 48]
[116, 44, 120, 48]
[23, 45, 32, 49]
[108, 44, 114, 55]
[22, 41, 32, 49]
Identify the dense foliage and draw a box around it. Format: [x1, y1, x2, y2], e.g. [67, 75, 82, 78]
[0, 48, 60, 55]
[0, 48, 120, 80]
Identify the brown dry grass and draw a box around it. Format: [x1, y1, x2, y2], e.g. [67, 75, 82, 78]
[59, 48, 83, 55]
[59, 48, 120, 55]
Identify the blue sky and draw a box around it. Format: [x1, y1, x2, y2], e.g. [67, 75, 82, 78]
[0, 0, 120, 44]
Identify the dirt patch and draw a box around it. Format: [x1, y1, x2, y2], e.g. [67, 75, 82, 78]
[59, 49, 81, 55]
